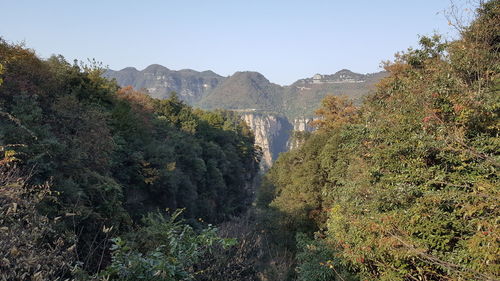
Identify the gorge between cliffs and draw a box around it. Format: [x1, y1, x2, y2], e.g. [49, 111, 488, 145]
[242, 113, 315, 170]
[104, 65, 385, 170]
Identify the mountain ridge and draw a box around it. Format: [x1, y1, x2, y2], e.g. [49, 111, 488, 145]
[107, 65, 382, 88]
[104, 65, 226, 104]
[104, 64, 386, 119]
[104, 65, 387, 170]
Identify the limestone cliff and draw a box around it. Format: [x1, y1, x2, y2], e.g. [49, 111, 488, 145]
[292, 117, 316, 132]
[104, 65, 225, 104]
[240, 113, 318, 171]
[287, 117, 317, 150]
[241, 113, 292, 171]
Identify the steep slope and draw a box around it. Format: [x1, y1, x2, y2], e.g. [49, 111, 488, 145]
[282, 70, 387, 118]
[0, 40, 260, 277]
[196, 71, 284, 112]
[241, 112, 292, 171]
[104, 64, 226, 104]
[259, 3, 500, 277]
[106, 65, 386, 169]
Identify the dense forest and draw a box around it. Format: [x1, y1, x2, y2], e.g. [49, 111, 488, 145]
[258, 2, 499, 280]
[1, 1, 499, 281]
[0, 38, 260, 280]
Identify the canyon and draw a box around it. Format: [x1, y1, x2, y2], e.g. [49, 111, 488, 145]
[104, 66, 385, 170]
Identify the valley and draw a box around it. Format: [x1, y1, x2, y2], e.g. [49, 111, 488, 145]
[1, 1, 497, 280]
[105, 67, 385, 169]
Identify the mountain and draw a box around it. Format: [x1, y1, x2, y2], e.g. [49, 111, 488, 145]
[282, 70, 387, 117]
[105, 65, 386, 119]
[197, 71, 283, 112]
[103, 64, 226, 104]
[105, 65, 386, 169]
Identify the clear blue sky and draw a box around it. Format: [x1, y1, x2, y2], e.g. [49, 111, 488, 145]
[1, 0, 464, 85]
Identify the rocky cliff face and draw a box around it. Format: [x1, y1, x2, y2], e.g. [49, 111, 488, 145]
[104, 64, 226, 104]
[241, 113, 292, 171]
[287, 117, 316, 150]
[240, 113, 318, 171]
[291, 117, 316, 132]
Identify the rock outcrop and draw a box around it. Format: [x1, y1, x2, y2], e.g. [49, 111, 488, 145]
[240, 113, 319, 171]
[287, 117, 317, 150]
[104, 65, 226, 104]
[242, 113, 292, 171]
[292, 117, 316, 132]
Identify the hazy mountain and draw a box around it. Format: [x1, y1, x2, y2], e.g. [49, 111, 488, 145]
[283, 70, 387, 117]
[103, 64, 226, 104]
[197, 71, 283, 112]
[105, 65, 386, 119]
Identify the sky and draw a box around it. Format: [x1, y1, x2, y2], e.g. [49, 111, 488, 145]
[1, 0, 466, 85]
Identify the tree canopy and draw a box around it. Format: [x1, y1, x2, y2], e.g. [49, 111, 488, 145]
[0, 39, 259, 278]
[259, 2, 499, 280]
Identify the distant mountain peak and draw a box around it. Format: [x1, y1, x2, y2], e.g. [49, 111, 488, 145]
[233, 71, 265, 77]
[143, 64, 170, 72]
[232, 71, 269, 82]
[336, 69, 356, 74]
[201, 70, 218, 75]
[103, 64, 226, 103]
[105, 64, 386, 118]
[118, 66, 139, 72]
[300, 69, 368, 85]
[198, 70, 282, 111]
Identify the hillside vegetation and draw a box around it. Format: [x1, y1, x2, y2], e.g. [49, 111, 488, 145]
[258, 2, 499, 280]
[197, 71, 284, 113]
[0, 41, 259, 280]
[282, 70, 387, 118]
[0, 1, 498, 281]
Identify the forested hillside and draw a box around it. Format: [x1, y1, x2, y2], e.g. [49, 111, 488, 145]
[0, 1, 498, 281]
[0, 40, 259, 280]
[258, 1, 499, 280]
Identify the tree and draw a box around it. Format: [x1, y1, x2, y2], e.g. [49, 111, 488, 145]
[310, 95, 359, 131]
[259, 2, 499, 280]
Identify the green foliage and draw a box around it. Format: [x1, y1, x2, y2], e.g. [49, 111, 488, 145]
[193, 214, 261, 281]
[296, 233, 358, 281]
[195, 69, 386, 119]
[100, 210, 234, 281]
[0, 38, 258, 276]
[260, 2, 499, 280]
[197, 71, 284, 114]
